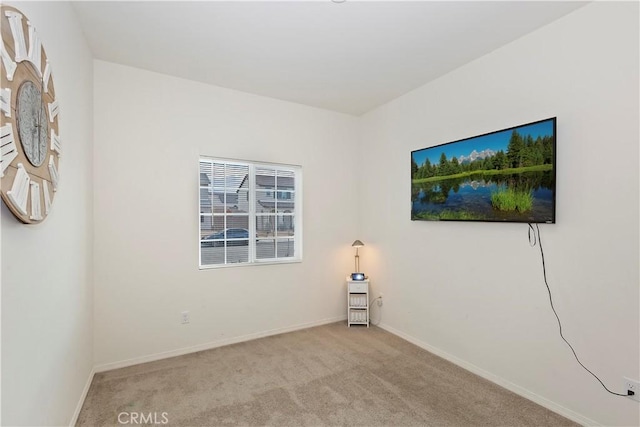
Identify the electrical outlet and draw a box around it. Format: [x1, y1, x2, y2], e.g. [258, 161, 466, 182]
[181, 311, 190, 324]
[378, 293, 383, 307]
[624, 377, 640, 402]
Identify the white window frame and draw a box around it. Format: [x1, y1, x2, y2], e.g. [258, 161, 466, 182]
[199, 156, 303, 269]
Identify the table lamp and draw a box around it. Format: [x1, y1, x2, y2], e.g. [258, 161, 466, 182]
[351, 240, 365, 280]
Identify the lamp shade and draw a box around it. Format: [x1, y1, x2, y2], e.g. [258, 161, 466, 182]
[352, 240, 364, 247]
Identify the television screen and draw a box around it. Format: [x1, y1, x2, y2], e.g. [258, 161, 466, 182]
[411, 117, 556, 223]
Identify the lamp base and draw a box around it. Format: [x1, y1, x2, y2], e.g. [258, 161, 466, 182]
[351, 273, 366, 281]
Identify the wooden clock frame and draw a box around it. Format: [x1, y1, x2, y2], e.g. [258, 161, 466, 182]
[1, 5, 60, 224]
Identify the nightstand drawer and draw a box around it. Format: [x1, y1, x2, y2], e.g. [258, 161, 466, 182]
[348, 281, 368, 293]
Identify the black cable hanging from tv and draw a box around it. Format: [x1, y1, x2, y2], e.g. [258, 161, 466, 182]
[528, 223, 626, 397]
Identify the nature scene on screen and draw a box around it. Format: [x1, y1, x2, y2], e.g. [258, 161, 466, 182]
[411, 119, 555, 222]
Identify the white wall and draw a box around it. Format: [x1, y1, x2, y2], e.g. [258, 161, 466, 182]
[93, 61, 359, 367]
[1, 1, 94, 426]
[359, 3, 639, 426]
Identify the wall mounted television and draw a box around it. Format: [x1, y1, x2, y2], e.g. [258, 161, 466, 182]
[411, 117, 556, 223]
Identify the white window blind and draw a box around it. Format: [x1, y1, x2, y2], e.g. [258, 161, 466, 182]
[199, 157, 302, 268]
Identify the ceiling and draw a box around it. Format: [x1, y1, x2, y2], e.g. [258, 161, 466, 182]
[72, 1, 587, 116]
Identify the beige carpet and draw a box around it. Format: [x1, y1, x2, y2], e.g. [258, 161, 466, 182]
[77, 322, 578, 426]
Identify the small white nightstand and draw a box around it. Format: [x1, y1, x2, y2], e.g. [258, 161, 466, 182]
[347, 277, 369, 327]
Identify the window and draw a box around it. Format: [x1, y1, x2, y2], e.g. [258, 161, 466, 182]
[199, 157, 302, 268]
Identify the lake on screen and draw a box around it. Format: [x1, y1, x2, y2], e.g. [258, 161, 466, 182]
[411, 172, 554, 222]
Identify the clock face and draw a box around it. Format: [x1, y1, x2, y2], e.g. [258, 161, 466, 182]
[17, 80, 48, 167]
[1, 6, 60, 224]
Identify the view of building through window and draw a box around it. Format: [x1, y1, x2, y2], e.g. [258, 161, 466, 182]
[199, 158, 301, 267]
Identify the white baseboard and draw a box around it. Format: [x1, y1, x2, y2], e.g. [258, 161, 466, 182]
[94, 315, 347, 373]
[69, 367, 95, 427]
[377, 322, 600, 427]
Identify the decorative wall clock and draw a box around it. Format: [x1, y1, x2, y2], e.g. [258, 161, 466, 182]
[1, 6, 60, 224]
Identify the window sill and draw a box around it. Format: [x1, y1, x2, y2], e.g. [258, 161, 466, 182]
[199, 258, 302, 270]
